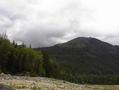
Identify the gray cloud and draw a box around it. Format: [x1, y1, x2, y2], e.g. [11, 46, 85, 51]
[0, 0, 119, 47]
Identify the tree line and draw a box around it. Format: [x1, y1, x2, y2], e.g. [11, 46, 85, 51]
[0, 34, 59, 77]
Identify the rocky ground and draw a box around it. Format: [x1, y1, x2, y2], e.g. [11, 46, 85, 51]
[0, 74, 119, 90]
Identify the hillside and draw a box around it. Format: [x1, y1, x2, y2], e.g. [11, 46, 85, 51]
[39, 37, 119, 74]
[37, 37, 119, 84]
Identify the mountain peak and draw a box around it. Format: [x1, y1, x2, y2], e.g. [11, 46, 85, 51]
[56, 37, 113, 49]
[67, 37, 100, 44]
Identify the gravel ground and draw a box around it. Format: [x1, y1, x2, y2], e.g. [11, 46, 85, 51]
[0, 74, 119, 90]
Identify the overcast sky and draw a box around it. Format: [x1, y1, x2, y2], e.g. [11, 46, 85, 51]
[0, 0, 119, 47]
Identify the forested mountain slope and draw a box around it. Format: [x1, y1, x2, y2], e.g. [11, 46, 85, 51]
[39, 37, 119, 75]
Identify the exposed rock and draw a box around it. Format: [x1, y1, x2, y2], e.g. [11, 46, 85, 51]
[0, 84, 14, 90]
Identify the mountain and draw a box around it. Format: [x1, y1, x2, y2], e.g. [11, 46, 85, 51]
[37, 37, 119, 75]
